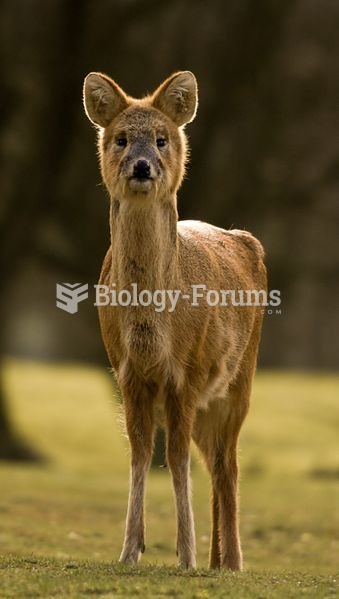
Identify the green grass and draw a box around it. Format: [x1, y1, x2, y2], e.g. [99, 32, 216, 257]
[0, 360, 338, 597]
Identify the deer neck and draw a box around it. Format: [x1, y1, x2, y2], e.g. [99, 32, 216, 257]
[109, 195, 178, 291]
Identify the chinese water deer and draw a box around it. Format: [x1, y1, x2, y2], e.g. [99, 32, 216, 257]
[83, 70, 266, 570]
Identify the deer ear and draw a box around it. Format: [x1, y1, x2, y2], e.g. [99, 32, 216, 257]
[152, 71, 198, 126]
[83, 72, 128, 127]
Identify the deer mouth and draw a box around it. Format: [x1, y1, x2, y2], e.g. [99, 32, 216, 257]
[128, 176, 154, 193]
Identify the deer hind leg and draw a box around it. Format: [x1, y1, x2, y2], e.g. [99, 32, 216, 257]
[119, 373, 155, 565]
[213, 429, 243, 570]
[193, 349, 259, 569]
[194, 398, 248, 571]
[216, 329, 261, 570]
[192, 310, 264, 571]
[193, 413, 222, 570]
[209, 484, 221, 568]
[165, 383, 196, 569]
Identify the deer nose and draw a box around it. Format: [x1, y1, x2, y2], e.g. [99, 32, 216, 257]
[133, 159, 151, 179]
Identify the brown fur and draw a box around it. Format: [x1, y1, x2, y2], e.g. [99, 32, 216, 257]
[83, 70, 267, 570]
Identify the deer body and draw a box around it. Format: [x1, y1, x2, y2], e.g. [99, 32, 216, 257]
[84, 71, 266, 570]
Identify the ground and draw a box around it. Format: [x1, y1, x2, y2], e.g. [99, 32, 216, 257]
[0, 360, 338, 598]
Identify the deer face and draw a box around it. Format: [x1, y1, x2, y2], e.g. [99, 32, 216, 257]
[100, 105, 184, 198]
[83, 71, 198, 200]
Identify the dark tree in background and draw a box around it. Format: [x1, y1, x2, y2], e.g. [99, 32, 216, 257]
[1, 0, 339, 458]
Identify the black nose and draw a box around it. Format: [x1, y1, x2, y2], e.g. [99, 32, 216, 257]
[133, 159, 151, 179]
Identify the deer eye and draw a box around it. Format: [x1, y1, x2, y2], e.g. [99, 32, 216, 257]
[116, 137, 127, 148]
[156, 137, 167, 148]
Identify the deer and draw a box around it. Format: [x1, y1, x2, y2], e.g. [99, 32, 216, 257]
[83, 70, 267, 571]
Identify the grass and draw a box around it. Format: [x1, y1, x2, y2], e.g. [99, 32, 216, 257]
[0, 360, 338, 597]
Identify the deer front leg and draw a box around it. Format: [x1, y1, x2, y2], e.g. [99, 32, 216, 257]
[166, 385, 196, 569]
[119, 376, 155, 565]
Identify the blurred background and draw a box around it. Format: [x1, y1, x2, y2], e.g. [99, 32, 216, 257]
[0, 0, 338, 459]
